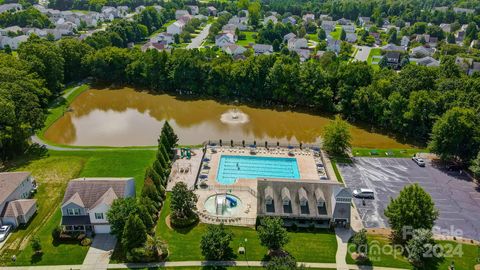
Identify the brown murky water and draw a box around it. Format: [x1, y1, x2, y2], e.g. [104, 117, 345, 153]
[44, 87, 412, 148]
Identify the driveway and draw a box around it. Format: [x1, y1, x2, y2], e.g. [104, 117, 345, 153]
[338, 157, 480, 241]
[82, 234, 117, 270]
[353, 45, 372, 62]
[187, 23, 211, 49]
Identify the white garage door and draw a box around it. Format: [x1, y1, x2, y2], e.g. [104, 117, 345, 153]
[94, 225, 111, 234]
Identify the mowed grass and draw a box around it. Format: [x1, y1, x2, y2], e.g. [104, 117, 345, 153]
[237, 31, 257, 46]
[153, 194, 337, 263]
[346, 234, 480, 270]
[366, 48, 381, 65]
[352, 148, 427, 158]
[0, 149, 155, 265]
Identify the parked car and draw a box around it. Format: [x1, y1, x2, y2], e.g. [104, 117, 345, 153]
[0, 225, 12, 242]
[412, 156, 425, 167]
[352, 188, 375, 199]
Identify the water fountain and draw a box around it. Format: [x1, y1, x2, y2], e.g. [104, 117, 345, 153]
[220, 108, 250, 124]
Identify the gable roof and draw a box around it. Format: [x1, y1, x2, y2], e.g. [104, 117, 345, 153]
[1, 199, 36, 218]
[0, 172, 31, 204]
[61, 178, 133, 209]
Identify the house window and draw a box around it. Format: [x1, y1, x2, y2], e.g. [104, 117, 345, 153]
[67, 208, 81, 216]
[95, 213, 104, 220]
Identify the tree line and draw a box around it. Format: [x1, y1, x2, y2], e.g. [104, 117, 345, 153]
[106, 121, 177, 261]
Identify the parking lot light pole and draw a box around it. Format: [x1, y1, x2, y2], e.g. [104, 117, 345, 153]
[245, 238, 249, 267]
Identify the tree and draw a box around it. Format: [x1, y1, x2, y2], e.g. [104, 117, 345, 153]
[317, 28, 326, 40]
[122, 214, 147, 250]
[30, 236, 42, 254]
[429, 107, 480, 162]
[340, 28, 346, 41]
[170, 182, 198, 226]
[406, 229, 434, 266]
[322, 115, 352, 156]
[200, 224, 233, 260]
[378, 56, 388, 69]
[58, 38, 93, 82]
[351, 229, 368, 254]
[248, 2, 261, 27]
[384, 184, 438, 242]
[107, 197, 139, 239]
[469, 151, 480, 178]
[447, 32, 455, 44]
[257, 217, 289, 251]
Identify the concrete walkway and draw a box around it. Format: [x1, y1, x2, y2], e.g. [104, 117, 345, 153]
[335, 228, 353, 270]
[0, 261, 411, 270]
[81, 234, 117, 270]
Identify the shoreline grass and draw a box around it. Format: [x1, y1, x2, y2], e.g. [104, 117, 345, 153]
[352, 148, 429, 158]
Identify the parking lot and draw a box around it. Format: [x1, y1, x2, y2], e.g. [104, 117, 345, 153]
[338, 157, 480, 241]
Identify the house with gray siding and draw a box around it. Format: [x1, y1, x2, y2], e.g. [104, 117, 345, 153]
[61, 178, 135, 234]
[0, 172, 37, 228]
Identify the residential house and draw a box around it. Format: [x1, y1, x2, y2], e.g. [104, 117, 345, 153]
[0, 26, 22, 36]
[469, 62, 480, 76]
[471, 40, 480, 49]
[222, 23, 237, 32]
[384, 51, 401, 69]
[215, 32, 236, 47]
[61, 178, 135, 234]
[0, 172, 37, 228]
[370, 32, 381, 45]
[222, 44, 247, 56]
[288, 37, 308, 50]
[142, 42, 170, 52]
[302, 13, 315, 22]
[0, 3, 22, 14]
[453, 7, 474, 14]
[415, 56, 440, 67]
[316, 50, 326, 58]
[345, 33, 357, 43]
[439, 23, 451, 33]
[117, 6, 129, 18]
[228, 16, 248, 31]
[151, 32, 174, 44]
[186, 5, 199, 15]
[253, 44, 273, 55]
[321, 20, 336, 33]
[175, 9, 189, 19]
[293, 48, 311, 61]
[381, 43, 406, 52]
[358, 17, 371, 26]
[433, 6, 449, 12]
[401, 36, 410, 47]
[326, 36, 341, 54]
[135, 5, 145, 14]
[283, 32, 296, 42]
[337, 18, 351, 25]
[282, 16, 296, 25]
[456, 31, 465, 44]
[410, 46, 435, 58]
[0, 35, 28, 50]
[319, 14, 332, 21]
[342, 25, 355, 33]
[207, 6, 217, 16]
[178, 14, 192, 24]
[264, 15, 278, 25]
[167, 20, 185, 35]
[455, 56, 473, 72]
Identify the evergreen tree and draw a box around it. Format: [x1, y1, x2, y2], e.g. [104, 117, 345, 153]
[340, 28, 346, 41]
[122, 214, 147, 250]
[317, 28, 326, 40]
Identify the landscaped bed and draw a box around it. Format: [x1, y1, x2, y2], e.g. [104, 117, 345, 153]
[134, 194, 338, 263]
[352, 148, 427, 158]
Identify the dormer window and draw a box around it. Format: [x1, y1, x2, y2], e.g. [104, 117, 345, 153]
[67, 208, 81, 215]
[95, 213, 104, 219]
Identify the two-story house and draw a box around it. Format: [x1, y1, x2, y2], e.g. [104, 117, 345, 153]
[0, 172, 37, 228]
[61, 178, 135, 234]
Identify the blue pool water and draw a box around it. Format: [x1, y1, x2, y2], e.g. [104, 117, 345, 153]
[217, 155, 300, 185]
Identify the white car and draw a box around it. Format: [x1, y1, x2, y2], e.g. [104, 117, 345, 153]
[0, 225, 11, 242]
[412, 156, 426, 167]
[352, 188, 375, 199]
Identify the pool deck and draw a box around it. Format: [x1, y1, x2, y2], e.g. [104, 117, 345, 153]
[167, 148, 203, 191]
[203, 147, 320, 187]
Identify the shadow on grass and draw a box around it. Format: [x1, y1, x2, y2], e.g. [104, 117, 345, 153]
[1, 144, 49, 171]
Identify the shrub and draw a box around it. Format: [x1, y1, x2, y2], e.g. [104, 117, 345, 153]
[81, 237, 92, 246]
[77, 233, 86, 241]
[51, 226, 62, 240]
[30, 236, 42, 254]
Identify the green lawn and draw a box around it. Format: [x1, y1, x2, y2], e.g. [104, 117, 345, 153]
[237, 31, 257, 46]
[352, 148, 428, 158]
[366, 48, 381, 65]
[329, 25, 343, 40]
[0, 149, 155, 266]
[346, 234, 480, 270]
[149, 194, 337, 263]
[307, 33, 319, 42]
[38, 84, 89, 141]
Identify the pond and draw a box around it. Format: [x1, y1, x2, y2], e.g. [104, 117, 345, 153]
[44, 87, 412, 148]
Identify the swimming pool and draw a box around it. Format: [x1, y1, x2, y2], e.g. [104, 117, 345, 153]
[217, 155, 300, 184]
